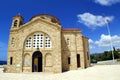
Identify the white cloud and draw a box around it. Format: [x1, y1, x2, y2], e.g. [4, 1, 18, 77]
[95, 34, 120, 47]
[89, 39, 95, 49]
[90, 45, 95, 49]
[77, 12, 114, 29]
[95, 0, 120, 6]
[89, 39, 94, 43]
[89, 34, 120, 53]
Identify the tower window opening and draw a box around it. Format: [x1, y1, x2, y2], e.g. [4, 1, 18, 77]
[13, 20, 18, 27]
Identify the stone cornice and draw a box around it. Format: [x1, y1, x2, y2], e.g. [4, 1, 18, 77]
[62, 28, 82, 33]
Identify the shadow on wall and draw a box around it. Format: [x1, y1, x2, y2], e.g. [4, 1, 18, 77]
[62, 35, 70, 72]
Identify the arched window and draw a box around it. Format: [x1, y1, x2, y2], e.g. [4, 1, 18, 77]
[25, 32, 52, 49]
[14, 20, 18, 27]
[45, 36, 51, 48]
[33, 34, 44, 48]
[26, 37, 32, 48]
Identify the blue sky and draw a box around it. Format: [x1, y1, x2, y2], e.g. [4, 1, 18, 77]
[0, 0, 120, 60]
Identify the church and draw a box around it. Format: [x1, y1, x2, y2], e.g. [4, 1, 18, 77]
[7, 14, 90, 73]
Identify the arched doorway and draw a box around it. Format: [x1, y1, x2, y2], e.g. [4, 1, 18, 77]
[32, 51, 42, 72]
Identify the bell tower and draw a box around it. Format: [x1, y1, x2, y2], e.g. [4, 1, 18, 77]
[11, 14, 24, 28]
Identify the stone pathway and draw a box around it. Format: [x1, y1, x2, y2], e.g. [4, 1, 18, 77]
[0, 65, 120, 80]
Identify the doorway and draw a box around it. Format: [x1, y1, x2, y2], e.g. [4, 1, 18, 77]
[32, 51, 42, 72]
[77, 54, 81, 67]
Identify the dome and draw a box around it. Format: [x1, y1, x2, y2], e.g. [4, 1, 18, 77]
[30, 14, 60, 25]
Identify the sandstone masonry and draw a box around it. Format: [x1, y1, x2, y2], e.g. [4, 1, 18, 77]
[7, 14, 90, 73]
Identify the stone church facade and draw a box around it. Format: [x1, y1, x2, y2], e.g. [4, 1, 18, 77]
[7, 14, 90, 73]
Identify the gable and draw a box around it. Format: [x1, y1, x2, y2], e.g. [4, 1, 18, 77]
[17, 18, 62, 32]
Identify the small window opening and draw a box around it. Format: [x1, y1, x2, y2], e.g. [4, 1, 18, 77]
[67, 38, 70, 45]
[11, 38, 14, 45]
[68, 57, 70, 64]
[10, 57, 13, 65]
[77, 54, 80, 67]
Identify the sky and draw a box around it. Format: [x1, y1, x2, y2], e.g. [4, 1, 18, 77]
[0, 0, 120, 60]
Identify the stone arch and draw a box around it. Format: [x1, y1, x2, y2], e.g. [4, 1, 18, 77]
[24, 53, 31, 66]
[45, 53, 52, 67]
